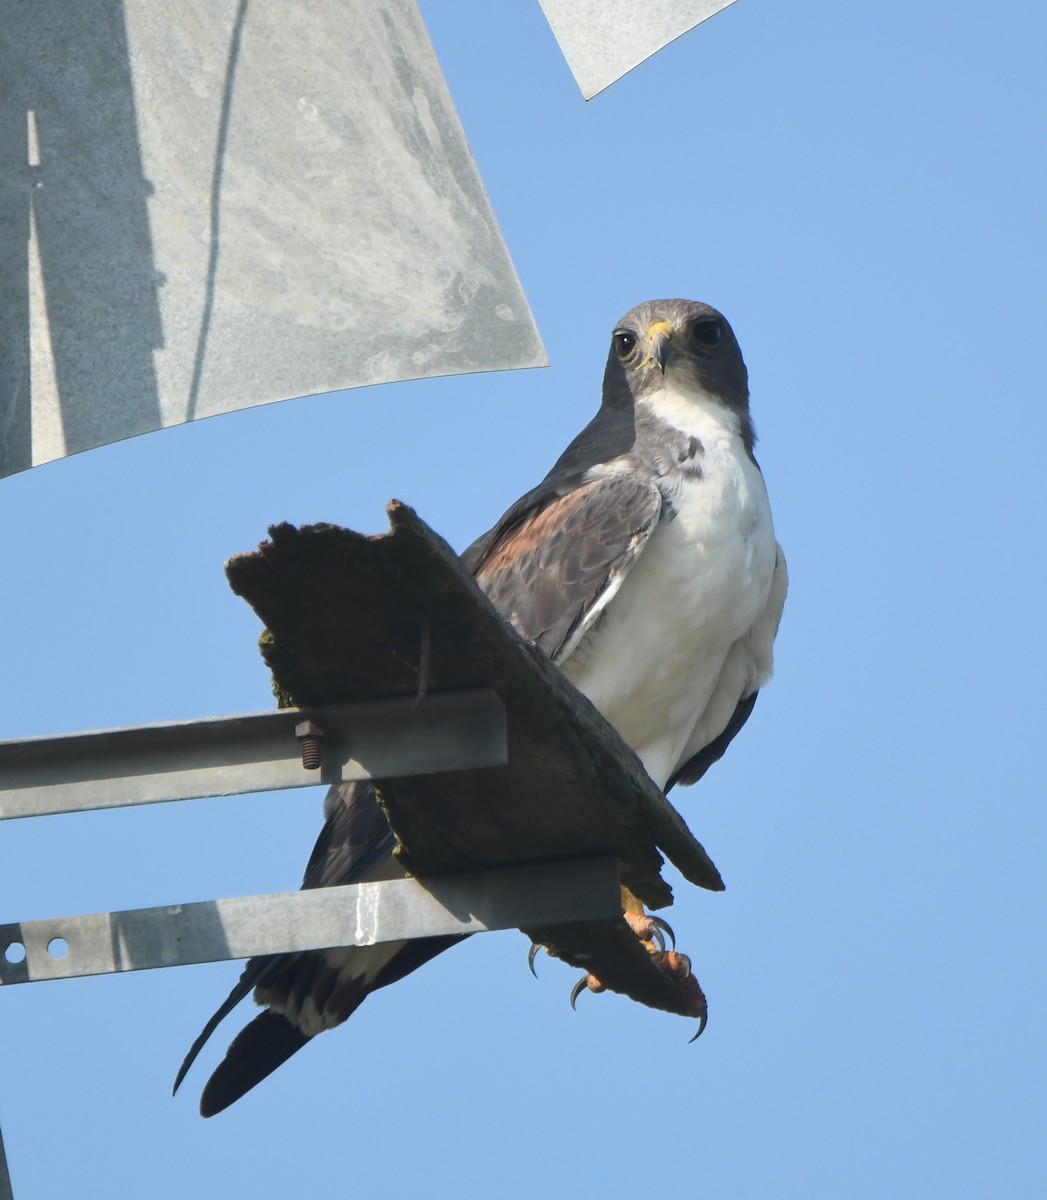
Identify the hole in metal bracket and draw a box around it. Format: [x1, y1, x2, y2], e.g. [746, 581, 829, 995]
[46, 937, 69, 959]
[3, 941, 26, 964]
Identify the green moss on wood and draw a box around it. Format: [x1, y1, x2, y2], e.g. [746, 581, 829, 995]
[258, 629, 297, 709]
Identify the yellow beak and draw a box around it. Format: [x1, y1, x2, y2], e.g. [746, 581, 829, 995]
[642, 320, 674, 373]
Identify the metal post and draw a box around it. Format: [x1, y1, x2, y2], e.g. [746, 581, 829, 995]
[0, 1119, 13, 1200]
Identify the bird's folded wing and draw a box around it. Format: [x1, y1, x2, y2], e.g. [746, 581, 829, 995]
[469, 473, 662, 661]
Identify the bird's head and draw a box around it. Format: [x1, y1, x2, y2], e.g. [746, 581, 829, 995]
[602, 299, 750, 423]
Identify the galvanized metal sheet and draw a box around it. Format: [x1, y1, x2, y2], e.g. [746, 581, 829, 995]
[0, 689, 506, 820]
[0, 1, 545, 478]
[538, 0, 739, 99]
[0, 858, 621, 984]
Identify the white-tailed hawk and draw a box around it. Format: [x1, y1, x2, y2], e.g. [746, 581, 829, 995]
[175, 299, 788, 1116]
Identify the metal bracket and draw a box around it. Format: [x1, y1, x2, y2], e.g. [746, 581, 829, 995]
[0, 858, 621, 985]
[0, 688, 506, 820]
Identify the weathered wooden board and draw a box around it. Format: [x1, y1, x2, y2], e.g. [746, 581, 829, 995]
[225, 503, 720, 1019]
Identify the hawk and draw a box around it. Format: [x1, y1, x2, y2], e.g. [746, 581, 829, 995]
[175, 299, 787, 1115]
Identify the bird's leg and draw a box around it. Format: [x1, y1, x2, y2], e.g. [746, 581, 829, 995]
[568, 886, 689, 1006]
[537, 893, 704, 1036]
[530, 885, 673, 978]
[619, 886, 676, 954]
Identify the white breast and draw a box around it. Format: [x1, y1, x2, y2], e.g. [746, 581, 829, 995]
[562, 384, 780, 789]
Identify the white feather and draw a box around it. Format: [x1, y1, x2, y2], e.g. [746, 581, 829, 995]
[562, 381, 782, 790]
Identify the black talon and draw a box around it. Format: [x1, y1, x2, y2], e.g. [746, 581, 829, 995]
[528, 943, 542, 978]
[569, 976, 589, 1010]
[688, 1011, 708, 1042]
[647, 915, 676, 951]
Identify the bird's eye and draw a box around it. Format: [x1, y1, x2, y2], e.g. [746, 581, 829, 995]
[691, 320, 721, 349]
[613, 331, 636, 359]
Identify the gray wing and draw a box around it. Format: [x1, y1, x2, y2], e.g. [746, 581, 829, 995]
[469, 472, 662, 662]
[300, 779, 397, 889]
[174, 782, 400, 1105]
[285, 783, 462, 991]
[667, 693, 759, 790]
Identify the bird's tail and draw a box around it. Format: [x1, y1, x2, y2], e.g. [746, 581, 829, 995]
[198, 1009, 314, 1118]
[175, 951, 372, 1117]
[176, 937, 464, 1115]
[173, 955, 276, 1099]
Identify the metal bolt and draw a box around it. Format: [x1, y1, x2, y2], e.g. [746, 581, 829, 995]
[295, 719, 324, 769]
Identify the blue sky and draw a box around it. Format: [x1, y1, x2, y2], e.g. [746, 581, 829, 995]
[3, 2, 1046, 1196]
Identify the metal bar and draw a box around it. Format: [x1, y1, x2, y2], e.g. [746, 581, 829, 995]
[0, 689, 506, 820]
[0, 858, 621, 984]
[0, 1119, 11, 1200]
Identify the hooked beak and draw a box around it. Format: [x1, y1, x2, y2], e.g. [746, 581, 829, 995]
[642, 320, 675, 374]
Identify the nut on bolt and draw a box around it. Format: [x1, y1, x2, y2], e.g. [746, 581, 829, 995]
[295, 719, 324, 769]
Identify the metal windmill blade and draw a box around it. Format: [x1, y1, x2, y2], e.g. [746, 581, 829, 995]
[0, 0, 545, 478]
